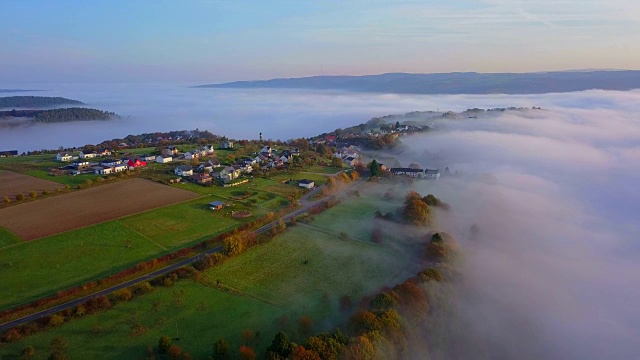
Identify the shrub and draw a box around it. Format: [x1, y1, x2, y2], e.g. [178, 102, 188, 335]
[29, 191, 38, 199]
[15, 193, 25, 201]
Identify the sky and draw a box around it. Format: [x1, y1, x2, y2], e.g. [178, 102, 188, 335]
[1, 0, 640, 83]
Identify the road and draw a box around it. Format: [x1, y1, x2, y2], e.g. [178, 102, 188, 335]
[0, 181, 357, 332]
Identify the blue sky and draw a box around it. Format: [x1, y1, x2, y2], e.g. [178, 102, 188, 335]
[1, 0, 639, 82]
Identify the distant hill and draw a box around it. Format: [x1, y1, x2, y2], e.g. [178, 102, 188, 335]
[0, 90, 41, 94]
[0, 96, 84, 108]
[197, 70, 640, 95]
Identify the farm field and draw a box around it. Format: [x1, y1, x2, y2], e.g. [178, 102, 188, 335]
[0, 155, 102, 187]
[0, 178, 198, 240]
[0, 170, 63, 200]
[0, 222, 415, 359]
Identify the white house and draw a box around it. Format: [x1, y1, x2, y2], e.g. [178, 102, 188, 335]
[298, 179, 315, 189]
[390, 168, 425, 178]
[424, 169, 441, 180]
[57, 152, 73, 162]
[343, 157, 358, 167]
[184, 151, 199, 160]
[79, 151, 98, 159]
[156, 155, 173, 164]
[221, 140, 234, 149]
[174, 165, 194, 176]
[93, 166, 113, 175]
[260, 146, 272, 155]
[141, 154, 156, 162]
[204, 145, 216, 154]
[217, 166, 241, 182]
[113, 164, 128, 172]
[98, 148, 112, 157]
[101, 159, 123, 167]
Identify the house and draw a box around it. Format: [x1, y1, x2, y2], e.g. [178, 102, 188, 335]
[203, 145, 216, 154]
[73, 160, 91, 168]
[390, 168, 425, 178]
[198, 162, 214, 173]
[156, 155, 173, 164]
[209, 201, 225, 210]
[190, 173, 213, 185]
[221, 140, 234, 149]
[280, 154, 292, 163]
[184, 151, 199, 160]
[424, 169, 441, 180]
[174, 165, 194, 177]
[162, 146, 179, 156]
[217, 166, 241, 182]
[140, 154, 156, 162]
[298, 179, 315, 189]
[98, 148, 112, 157]
[343, 156, 358, 167]
[101, 159, 123, 167]
[325, 135, 337, 144]
[56, 152, 73, 162]
[408, 163, 421, 170]
[260, 146, 272, 155]
[93, 166, 113, 175]
[79, 151, 98, 159]
[113, 164, 128, 172]
[127, 159, 147, 169]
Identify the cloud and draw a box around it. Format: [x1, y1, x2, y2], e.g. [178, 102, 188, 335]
[390, 98, 640, 359]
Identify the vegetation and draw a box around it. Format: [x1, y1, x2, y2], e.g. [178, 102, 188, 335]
[0, 96, 83, 108]
[402, 191, 432, 226]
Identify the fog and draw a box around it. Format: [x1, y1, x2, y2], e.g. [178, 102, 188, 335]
[390, 99, 640, 359]
[2, 83, 640, 154]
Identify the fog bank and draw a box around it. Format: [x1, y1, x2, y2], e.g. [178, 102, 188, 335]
[395, 98, 640, 359]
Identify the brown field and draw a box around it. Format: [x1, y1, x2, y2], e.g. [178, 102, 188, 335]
[0, 178, 199, 240]
[0, 170, 63, 200]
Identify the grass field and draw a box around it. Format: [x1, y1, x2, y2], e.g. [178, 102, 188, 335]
[311, 196, 394, 241]
[0, 222, 414, 359]
[307, 165, 344, 174]
[0, 227, 21, 247]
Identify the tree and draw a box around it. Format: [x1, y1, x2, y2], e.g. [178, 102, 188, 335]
[242, 328, 255, 344]
[350, 171, 359, 181]
[3, 196, 10, 204]
[331, 157, 343, 168]
[223, 236, 244, 256]
[29, 191, 38, 199]
[158, 335, 172, 354]
[48, 314, 65, 327]
[16, 192, 25, 201]
[395, 121, 400, 129]
[291, 345, 321, 360]
[212, 338, 231, 360]
[402, 192, 431, 226]
[422, 194, 440, 206]
[369, 160, 382, 177]
[266, 332, 293, 359]
[370, 292, 399, 310]
[239, 345, 256, 360]
[326, 177, 336, 190]
[299, 316, 313, 336]
[21, 346, 35, 360]
[48, 338, 68, 360]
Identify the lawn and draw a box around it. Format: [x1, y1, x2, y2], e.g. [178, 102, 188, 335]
[0, 223, 414, 360]
[175, 178, 295, 209]
[272, 172, 329, 185]
[0, 227, 21, 247]
[307, 165, 344, 174]
[0, 221, 159, 310]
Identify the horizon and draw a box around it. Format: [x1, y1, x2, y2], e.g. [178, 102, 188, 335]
[2, 1, 640, 83]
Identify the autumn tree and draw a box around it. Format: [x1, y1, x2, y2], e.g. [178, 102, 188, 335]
[402, 191, 431, 226]
[331, 157, 343, 168]
[265, 332, 293, 359]
[370, 292, 399, 310]
[3, 196, 10, 204]
[350, 171, 360, 181]
[291, 345, 321, 360]
[16, 192, 25, 201]
[242, 328, 255, 344]
[326, 177, 336, 190]
[223, 236, 244, 255]
[21, 346, 35, 360]
[341, 336, 375, 360]
[48, 338, 68, 360]
[212, 337, 231, 360]
[299, 316, 313, 336]
[239, 345, 256, 360]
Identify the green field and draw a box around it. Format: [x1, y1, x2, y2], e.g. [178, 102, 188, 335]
[0, 222, 414, 359]
[307, 165, 344, 174]
[0, 227, 21, 247]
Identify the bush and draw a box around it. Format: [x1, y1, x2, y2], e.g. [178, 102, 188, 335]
[15, 192, 25, 201]
[3, 196, 10, 204]
[29, 191, 38, 199]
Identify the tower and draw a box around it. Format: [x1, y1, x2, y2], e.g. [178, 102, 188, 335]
[259, 132, 263, 142]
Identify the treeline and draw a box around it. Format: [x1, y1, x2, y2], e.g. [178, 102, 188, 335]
[33, 108, 117, 123]
[0, 96, 83, 108]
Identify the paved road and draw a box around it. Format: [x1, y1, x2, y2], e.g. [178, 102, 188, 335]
[0, 182, 357, 332]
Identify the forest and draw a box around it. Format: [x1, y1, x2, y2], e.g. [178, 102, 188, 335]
[0, 108, 117, 123]
[0, 96, 83, 108]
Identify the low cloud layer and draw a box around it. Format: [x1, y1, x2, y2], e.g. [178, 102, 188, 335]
[396, 99, 640, 359]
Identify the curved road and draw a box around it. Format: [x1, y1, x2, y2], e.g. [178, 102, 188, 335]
[0, 183, 355, 332]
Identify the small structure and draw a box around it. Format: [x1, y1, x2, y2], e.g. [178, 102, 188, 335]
[156, 155, 173, 164]
[162, 146, 179, 156]
[221, 140, 234, 149]
[113, 164, 128, 172]
[94, 166, 113, 175]
[203, 145, 216, 154]
[0, 150, 18, 157]
[79, 151, 98, 159]
[174, 165, 194, 177]
[184, 151, 199, 160]
[390, 168, 424, 178]
[209, 201, 225, 210]
[298, 179, 315, 189]
[140, 154, 156, 162]
[56, 152, 73, 162]
[101, 159, 123, 167]
[343, 156, 358, 167]
[98, 148, 112, 157]
[424, 169, 441, 180]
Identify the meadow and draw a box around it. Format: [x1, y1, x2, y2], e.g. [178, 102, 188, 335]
[0, 217, 415, 359]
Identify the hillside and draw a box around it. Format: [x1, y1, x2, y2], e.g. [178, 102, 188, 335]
[0, 107, 118, 125]
[0, 96, 84, 108]
[197, 70, 640, 95]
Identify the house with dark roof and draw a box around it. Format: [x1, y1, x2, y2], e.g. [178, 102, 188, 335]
[298, 179, 315, 189]
[424, 169, 441, 180]
[209, 201, 225, 210]
[190, 173, 213, 185]
[174, 165, 193, 176]
[390, 168, 425, 178]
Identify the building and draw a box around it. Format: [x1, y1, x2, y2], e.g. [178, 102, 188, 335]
[79, 151, 98, 159]
[209, 201, 225, 210]
[190, 173, 213, 185]
[174, 165, 194, 177]
[184, 151, 199, 160]
[56, 152, 73, 162]
[203, 145, 216, 154]
[390, 168, 425, 178]
[424, 169, 441, 180]
[98, 148, 112, 157]
[217, 166, 241, 182]
[221, 140, 234, 149]
[127, 159, 147, 169]
[156, 155, 173, 164]
[408, 163, 421, 170]
[113, 164, 128, 172]
[298, 179, 315, 189]
[93, 166, 113, 175]
[100, 159, 123, 167]
[0, 150, 18, 157]
[162, 146, 179, 156]
[140, 154, 156, 162]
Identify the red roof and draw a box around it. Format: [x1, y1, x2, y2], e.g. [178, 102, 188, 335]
[325, 135, 337, 141]
[127, 159, 146, 167]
